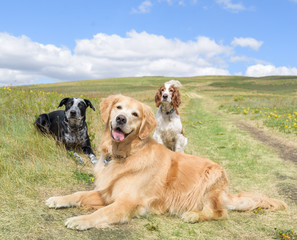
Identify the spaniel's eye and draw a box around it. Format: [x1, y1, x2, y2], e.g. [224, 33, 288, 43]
[116, 106, 122, 110]
[170, 89, 173, 92]
[161, 89, 164, 92]
[132, 112, 138, 117]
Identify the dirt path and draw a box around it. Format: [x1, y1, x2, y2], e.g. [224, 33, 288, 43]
[235, 121, 297, 164]
[191, 92, 297, 165]
[190, 92, 297, 202]
[233, 121, 297, 202]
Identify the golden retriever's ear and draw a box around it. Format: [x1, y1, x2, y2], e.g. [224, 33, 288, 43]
[100, 95, 120, 124]
[139, 104, 157, 140]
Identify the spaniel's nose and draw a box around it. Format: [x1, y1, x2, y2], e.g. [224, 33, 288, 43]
[116, 115, 127, 125]
[163, 94, 168, 99]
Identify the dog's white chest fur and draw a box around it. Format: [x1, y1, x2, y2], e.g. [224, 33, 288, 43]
[153, 108, 187, 152]
[64, 128, 87, 146]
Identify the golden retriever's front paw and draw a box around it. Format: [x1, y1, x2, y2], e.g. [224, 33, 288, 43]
[65, 216, 93, 230]
[181, 211, 200, 223]
[45, 196, 71, 209]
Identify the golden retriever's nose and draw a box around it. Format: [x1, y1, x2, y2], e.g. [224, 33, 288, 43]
[116, 115, 127, 125]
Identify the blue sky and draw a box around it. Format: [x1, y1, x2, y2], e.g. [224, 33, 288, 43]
[0, 0, 297, 86]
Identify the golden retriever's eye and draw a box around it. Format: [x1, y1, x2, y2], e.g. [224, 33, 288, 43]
[116, 105, 122, 110]
[132, 112, 138, 117]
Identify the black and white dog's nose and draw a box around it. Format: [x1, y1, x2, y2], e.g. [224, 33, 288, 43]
[70, 110, 76, 117]
[163, 94, 168, 99]
[116, 115, 127, 125]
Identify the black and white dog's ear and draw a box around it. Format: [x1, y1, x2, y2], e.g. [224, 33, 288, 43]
[84, 99, 95, 111]
[58, 98, 70, 108]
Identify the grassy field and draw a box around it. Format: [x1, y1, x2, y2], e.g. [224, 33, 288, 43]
[1, 76, 296, 240]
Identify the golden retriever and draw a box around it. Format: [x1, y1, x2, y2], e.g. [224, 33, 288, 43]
[46, 95, 287, 230]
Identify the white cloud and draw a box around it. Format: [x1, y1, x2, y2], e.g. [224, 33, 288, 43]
[0, 68, 39, 86]
[0, 33, 91, 86]
[2, 31, 296, 86]
[245, 64, 297, 77]
[231, 37, 263, 51]
[0, 31, 233, 86]
[74, 31, 232, 77]
[131, 0, 152, 14]
[216, 0, 246, 12]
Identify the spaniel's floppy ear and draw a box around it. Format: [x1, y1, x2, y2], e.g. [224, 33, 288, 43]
[58, 98, 70, 108]
[84, 99, 95, 111]
[100, 95, 120, 124]
[139, 103, 157, 140]
[155, 86, 163, 107]
[171, 87, 181, 113]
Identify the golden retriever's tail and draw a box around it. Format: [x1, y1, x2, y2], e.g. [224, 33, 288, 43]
[224, 192, 287, 211]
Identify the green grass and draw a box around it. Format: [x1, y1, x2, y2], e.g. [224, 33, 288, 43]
[218, 95, 297, 134]
[209, 76, 297, 94]
[1, 76, 297, 239]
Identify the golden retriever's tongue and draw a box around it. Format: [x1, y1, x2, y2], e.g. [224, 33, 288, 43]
[112, 129, 125, 141]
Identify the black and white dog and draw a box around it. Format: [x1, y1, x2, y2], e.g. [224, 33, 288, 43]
[34, 98, 98, 164]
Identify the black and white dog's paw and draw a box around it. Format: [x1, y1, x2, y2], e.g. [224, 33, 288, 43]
[89, 154, 99, 165]
[73, 152, 84, 164]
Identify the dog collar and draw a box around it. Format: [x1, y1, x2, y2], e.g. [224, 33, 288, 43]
[166, 109, 175, 115]
[160, 105, 175, 115]
[104, 155, 112, 166]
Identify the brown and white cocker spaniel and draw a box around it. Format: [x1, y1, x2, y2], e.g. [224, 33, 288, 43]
[153, 80, 187, 152]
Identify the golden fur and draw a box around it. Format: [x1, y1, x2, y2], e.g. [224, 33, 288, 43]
[46, 95, 287, 230]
